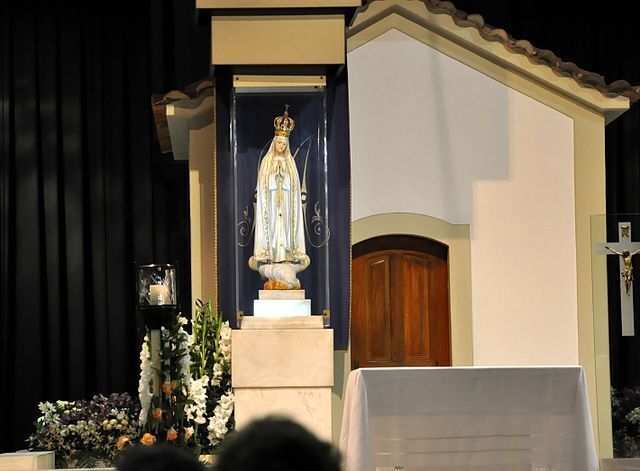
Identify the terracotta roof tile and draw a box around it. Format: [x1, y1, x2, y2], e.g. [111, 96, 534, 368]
[356, 0, 640, 104]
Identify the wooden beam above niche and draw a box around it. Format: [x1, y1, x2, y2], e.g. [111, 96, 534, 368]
[211, 15, 346, 65]
[198, 0, 361, 8]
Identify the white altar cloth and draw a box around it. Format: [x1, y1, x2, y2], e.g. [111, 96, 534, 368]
[339, 367, 597, 471]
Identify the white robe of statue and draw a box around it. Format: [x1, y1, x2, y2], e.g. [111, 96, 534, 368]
[249, 132, 310, 288]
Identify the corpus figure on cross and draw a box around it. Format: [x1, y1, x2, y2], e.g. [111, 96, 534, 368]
[604, 245, 640, 295]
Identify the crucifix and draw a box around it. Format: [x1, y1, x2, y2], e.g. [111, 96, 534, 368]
[596, 222, 640, 336]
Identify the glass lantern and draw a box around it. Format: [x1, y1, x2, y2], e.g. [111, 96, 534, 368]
[136, 264, 177, 308]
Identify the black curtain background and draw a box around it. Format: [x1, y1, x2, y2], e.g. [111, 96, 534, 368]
[2, 0, 640, 455]
[0, 0, 209, 452]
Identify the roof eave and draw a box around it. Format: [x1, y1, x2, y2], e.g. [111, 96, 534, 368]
[348, 1, 631, 124]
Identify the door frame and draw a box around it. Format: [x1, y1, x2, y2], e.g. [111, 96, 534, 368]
[351, 213, 473, 365]
[352, 236, 451, 368]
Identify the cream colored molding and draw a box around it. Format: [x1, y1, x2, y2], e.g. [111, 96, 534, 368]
[166, 94, 214, 160]
[352, 212, 474, 366]
[198, 0, 361, 8]
[188, 121, 216, 310]
[590, 214, 612, 459]
[573, 108, 611, 458]
[233, 75, 327, 89]
[211, 15, 345, 65]
[165, 92, 216, 311]
[347, 1, 629, 124]
[332, 349, 350, 445]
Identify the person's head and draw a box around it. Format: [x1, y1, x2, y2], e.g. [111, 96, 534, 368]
[116, 444, 204, 471]
[215, 416, 341, 471]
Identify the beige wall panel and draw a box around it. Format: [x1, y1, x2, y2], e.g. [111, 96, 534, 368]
[199, 0, 360, 7]
[471, 91, 577, 366]
[211, 15, 345, 65]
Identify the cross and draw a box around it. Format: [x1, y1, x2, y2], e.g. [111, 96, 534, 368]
[596, 222, 640, 336]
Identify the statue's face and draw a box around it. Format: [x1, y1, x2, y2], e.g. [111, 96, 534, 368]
[275, 139, 287, 154]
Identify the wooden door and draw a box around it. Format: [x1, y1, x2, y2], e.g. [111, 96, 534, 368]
[351, 235, 451, 369]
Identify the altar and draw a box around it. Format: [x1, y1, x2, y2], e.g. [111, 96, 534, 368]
[340, 367, 598, 471]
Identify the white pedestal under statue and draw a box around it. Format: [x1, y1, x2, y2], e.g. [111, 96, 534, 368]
[232, 313, 333, 441]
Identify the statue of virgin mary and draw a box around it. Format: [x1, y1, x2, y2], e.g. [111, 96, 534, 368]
[249, 107, 310, 289]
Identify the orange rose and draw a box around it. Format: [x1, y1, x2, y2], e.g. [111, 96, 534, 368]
[162, 382, 172, 395]
[116, 435, 130, 451]
[166, 427, 178, 441]
[140, 433, 156, 446]
[152, 408, 163, 420]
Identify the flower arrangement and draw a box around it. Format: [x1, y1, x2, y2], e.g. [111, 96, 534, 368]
[612, 386, 640, 457]
[137, 315, 193, 446]
[134, 300, 234, 453]
[187, 299, 234, 454]
[28, 393, 140, 468]
[28, 301, 234, 465]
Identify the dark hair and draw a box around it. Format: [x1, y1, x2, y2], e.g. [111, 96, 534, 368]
[215, 416, 341, 471]
[116, 444, 204, 471]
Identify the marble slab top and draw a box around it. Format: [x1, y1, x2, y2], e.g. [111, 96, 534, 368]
[241, 315, 324, 330]
[259, 289, 305, 300]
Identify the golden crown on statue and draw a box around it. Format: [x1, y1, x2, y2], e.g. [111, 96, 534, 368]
[273, 105, 295, 137]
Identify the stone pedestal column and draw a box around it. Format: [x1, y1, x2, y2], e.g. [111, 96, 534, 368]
[232, 317, 333, 441]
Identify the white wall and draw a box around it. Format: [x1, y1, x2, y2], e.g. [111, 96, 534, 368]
[348, 29, 578, 365]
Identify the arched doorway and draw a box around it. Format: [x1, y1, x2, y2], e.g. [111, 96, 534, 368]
[351, 235, 451, 369]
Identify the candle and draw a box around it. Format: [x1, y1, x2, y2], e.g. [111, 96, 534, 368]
[150, 284, 170, 305]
